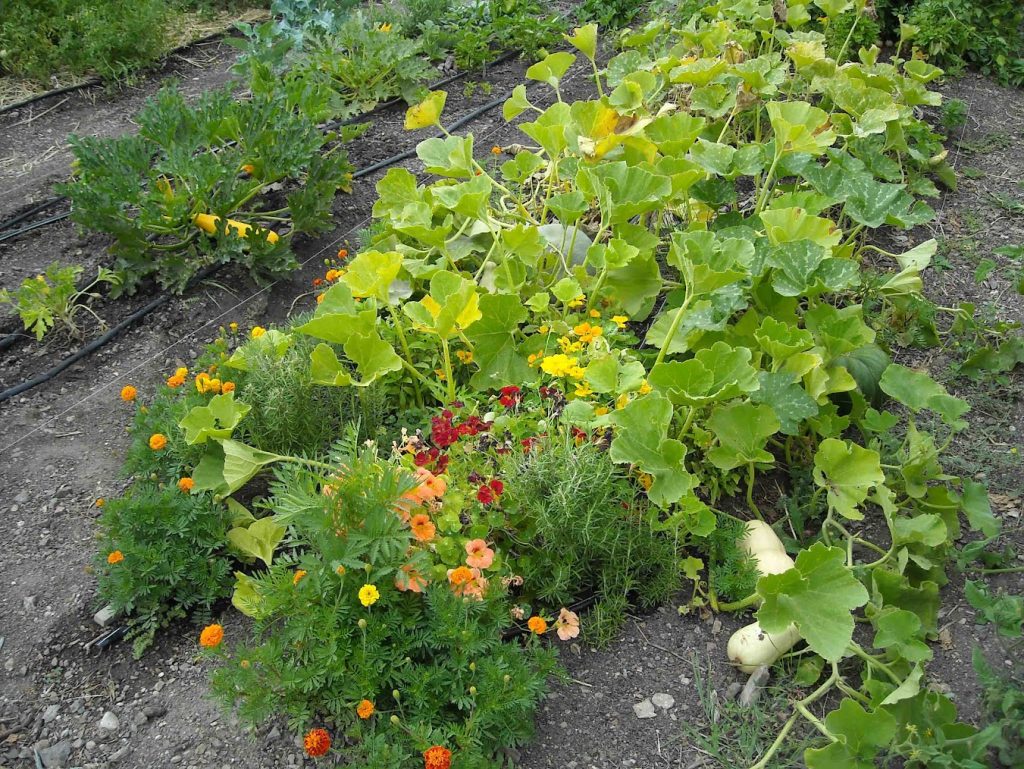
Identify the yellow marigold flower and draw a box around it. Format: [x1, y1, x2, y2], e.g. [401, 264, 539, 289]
[177, 477, 194, 493]
[379, 22, 392, 32]
[356, 699, 375, 719]
[638, 380, 652, 395]
[325, 269, 343, 282]
[611, 315, 629, 329]
[540, 354, 578, 377]
[229, 322, 238, 333]
[538, 325, 549, 334]
[293, 569, 307, 586]
[575, 383, 593, 398]
[491, 145, 502, 155]
[222, 381, 236, 393]
[107, 550, 124, 565]
[120, 385, 137, 402]
[358, 584, 380, 607]
[95, 498, 105, 508]
[205, 378, 222, 395]
[527, 616, 548, 634]
[455, 349, 473, 364]
[589, 309, 601, 318]
[199, 623, 224, 648]
[250, 326, 266, 339]
[149, 433, 168, 451]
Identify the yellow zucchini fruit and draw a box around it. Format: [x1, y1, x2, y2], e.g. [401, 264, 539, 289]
[192, 213, 279, 244]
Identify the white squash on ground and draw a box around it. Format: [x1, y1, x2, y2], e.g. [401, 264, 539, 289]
[726, 520, 801, 672]
[727, 621, 803, 674]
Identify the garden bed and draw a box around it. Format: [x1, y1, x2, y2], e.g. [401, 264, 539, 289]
[0, 6, 1022, 769]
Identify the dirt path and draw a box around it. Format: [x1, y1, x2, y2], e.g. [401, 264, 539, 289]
[0, 51, 1022, 769]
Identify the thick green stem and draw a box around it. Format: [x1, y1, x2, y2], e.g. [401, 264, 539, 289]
[387, 305, 424, 407]
[746, 463, 764, 521]
[652, 295, 692, 367]
[717, 592, 760, 612]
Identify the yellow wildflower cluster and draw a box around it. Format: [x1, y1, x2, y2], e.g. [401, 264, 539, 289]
[540, 354, 585, 379]
[455, 349, 473, 364]
[557, 336, 583, 354]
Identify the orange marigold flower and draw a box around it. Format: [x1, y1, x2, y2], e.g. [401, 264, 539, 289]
[222, 381, 236, 393]
[423, 745, 452, 769]
[177, 477, 195, 493]
[107, 550, 124, 565]
[95, 498, 105, 508]
[325, 269, 343, 282]
[149, 433, 167, 451]
[293, 569, 307, 585]
[448, 566, 475, 586]
[120, 385, 137, 402]
[199, 623, 224, 648]
[491, 145, 502, 155]
[167, 373, 186, 388]
[337, 248, 348, 259]
[527, 615, 548, 635]
[356, 699, 375, 719]
[304, 728, 331, 758]
[410, 513, 436, 543]
[241, 163, 256, 174]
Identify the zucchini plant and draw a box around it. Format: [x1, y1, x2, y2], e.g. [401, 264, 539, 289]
[59, 84, 359, 296]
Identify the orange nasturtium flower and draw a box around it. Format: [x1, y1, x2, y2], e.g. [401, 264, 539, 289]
[448, 566, 475, 586]
[356, 699, 375, 719]
[120, 385, 137, 402]
[465, 539, 494, 569]
[199, 623, 224, 648]
[527, 616, 548, 635]
[410, 513, 436, 543]
[177, 477, 194, 493]
[106, 550, 124, 565]
[423, 745, 452, 769]
[304, 728, 331, 757]
[149, 433, 168, 451]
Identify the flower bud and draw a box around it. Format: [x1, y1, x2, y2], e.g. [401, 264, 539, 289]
[469, 662, 476, 672]
[503, 674, 511, 684]
[390, 715, 400, 725]
[358, 618, 367, 629]
[469, 686, 477, 696]
[392, 689, 401, 702]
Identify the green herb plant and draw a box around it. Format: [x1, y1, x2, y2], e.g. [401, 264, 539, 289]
[0, 262, 120, 341]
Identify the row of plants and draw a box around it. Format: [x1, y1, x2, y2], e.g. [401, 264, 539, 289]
[92, 2, 1023, 766]
[0, 0, 265, 86]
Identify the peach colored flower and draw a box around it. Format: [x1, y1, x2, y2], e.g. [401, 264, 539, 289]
[465, 539, 494, 570]
[555, 607, 580, 640]
[395, 565, 427, 593]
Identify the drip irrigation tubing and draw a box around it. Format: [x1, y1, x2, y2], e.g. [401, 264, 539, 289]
[0, 87, 514, 405]
[0, 196, 67, 233]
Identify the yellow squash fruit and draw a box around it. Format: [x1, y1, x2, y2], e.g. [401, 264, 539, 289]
[192, 213, 279, 244]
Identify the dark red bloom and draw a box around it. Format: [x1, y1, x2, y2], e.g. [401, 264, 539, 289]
[477, 485, 495, 504]
[498, 385, 522, 409]
[488, 479, 504, 495]
[467, 471, 484, 485]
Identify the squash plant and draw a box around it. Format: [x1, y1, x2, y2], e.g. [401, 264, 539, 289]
[59, 85, 359, 295]
[135, 2, 1004, 766]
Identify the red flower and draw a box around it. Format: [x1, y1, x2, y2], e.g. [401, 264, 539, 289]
[488, 479, 504, 495]
[499, 385, 522, 408]
[304, 728, 331, 757]
[477, 485, 495, 504]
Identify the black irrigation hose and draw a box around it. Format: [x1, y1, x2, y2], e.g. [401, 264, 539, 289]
[0, 212, 73, 244]
[0, 196, 67, 233]
[0, 264, 220, 405]
[0, 91, 513, 405]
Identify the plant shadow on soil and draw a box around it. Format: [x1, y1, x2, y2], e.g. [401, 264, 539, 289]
[0, 39, 1023, 769]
